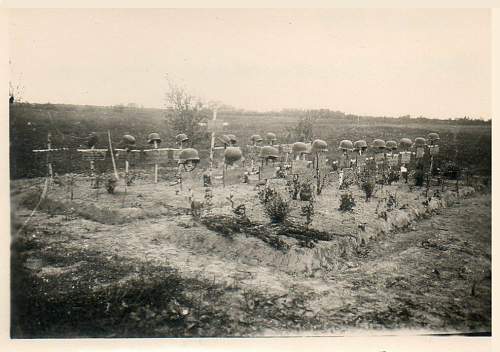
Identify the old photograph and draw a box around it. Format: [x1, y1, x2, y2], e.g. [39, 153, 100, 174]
[7, 8, 491, 338]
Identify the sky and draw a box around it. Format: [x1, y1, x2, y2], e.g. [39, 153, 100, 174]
[8, 8, 491, 119]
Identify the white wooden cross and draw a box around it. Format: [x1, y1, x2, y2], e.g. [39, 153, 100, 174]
[199, 108, 228, 172]
[32, 132, 68, 182]
[76, 147, 107, 187]
[141, 147, 182, 183]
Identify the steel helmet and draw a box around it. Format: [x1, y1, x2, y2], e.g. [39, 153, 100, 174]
[414, 137, 426, 147]
[226, 134, 237, 144]
[266, 132, 277, 141]
[250, 134, 263, 143]
[339, 139, 354, 151]
[292, 142, 308, 154]
[427, 132, 440, 143]
[147, 132, 161, 144]
[353, 140, 368, 151]
[372, 139, 386, 149]
[87, 132, 98, 148]
[399, 138, 412, 148]
[311, 139, 328, 153]
[224, 147, 243, 164]
[259, 145, 280, 159]
[218, 135, 231, 145]
[178, 148, 200, 163]
[175, 133, 189, 143]
[122, 134, 136, 146]
[386, 140, 398, 150]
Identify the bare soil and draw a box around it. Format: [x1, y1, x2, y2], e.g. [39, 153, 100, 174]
[10, 176, 491, 337]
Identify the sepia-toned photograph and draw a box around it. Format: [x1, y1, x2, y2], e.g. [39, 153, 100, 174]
[7, 8, 491, 340]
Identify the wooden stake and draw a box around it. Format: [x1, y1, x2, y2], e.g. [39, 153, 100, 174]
[426, 154, 433, 198]
[90, 145, 95, 187]
[154, 140, 159, 184]
[70, 173, 74, 200]
[316, 152, 320, 195]
[209, 109, 217, 174]
[223, 163, 226, 188]
[47, 132, 53, 181]
[124, 159, 129, 193]
[108, 130, 119, 180]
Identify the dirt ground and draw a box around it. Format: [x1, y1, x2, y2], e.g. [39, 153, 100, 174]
[10, 175, 491, 337]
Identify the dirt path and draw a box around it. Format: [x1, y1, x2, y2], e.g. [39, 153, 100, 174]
[299, 193, 492, 334]
[14, 193, 491, 335]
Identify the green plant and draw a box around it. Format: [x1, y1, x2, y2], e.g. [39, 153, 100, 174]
[286, 175, 301, 200]
[361, 180, 375, 201]
[339, 193, 356, 212]
[299, 181, 314, 201]
[339, 170, 355, 190]
[258, 186, 275, 205]
[414, 165, 425, 187]
[258, 188, 290, 223]
[300, 199, 315, 228]
[204, 188, 213, 207]
[386, 170, 400, 185]
[126, 173, 136, 186]
[386, 193, 397, 210]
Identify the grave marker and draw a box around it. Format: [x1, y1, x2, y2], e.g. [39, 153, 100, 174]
[291, 159, 310, 175]
[416, 147, 425, 159]
[224, 167, 244, 186]
[32, 132, 69, 181]
[259, 164, 277, 180]
[401, 151, 411, 164]
[374, 152, 385, 165]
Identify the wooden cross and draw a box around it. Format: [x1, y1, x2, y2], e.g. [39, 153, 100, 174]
[32, 132, 68, 182]
[77, 147, 107, 188]
[141, 147, 181, 183]
[199, 109, 228, 172]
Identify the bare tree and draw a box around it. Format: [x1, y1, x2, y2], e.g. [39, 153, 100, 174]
[9, 60, 25, 104]
[9, 81, 24, 104]
[286, 115, 317, 142]
[164, 76, 209, 148]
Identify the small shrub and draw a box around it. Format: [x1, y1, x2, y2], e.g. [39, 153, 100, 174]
[126, 173, 136, 186]
[316, 172, 331, 195]
[361, 180, 375, 201]
[286, 175, 301, 200]
[232, 204, 246, 218]
[106, 176, 118, 194]
[299, 182, 314, 201]
[414, 166, 425, 187]
[386, 171, 400, 185]
[259, 188, 290, 223]
[257, 186, 275, 204]
[339, 193, 356, 212]
[300, 199, 315, 228]
[204, 188, 213, 207]
[386, 193, 397, 210]
[276, 166, 287, 179]
[339, 170, 355, 190]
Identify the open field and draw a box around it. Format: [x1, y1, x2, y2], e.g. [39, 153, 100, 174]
[10, 103, 491, 178]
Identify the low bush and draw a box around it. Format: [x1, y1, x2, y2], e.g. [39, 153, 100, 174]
[414, 166, 425, 187]
[361, 180, 375, 201]
[258, 187, 290, 224]
[300, 199, 315, 228]
[339, 193, 356, 212]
